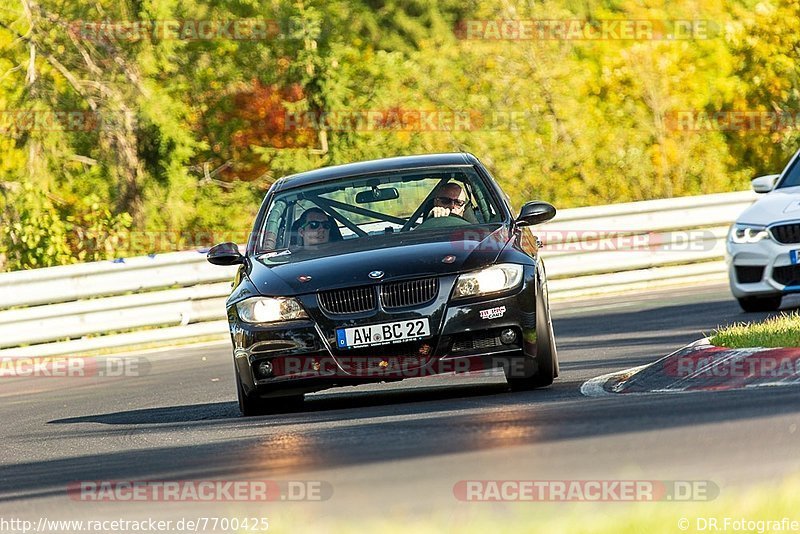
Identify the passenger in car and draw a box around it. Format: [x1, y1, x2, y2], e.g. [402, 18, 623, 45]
[292, 208, 343, 248]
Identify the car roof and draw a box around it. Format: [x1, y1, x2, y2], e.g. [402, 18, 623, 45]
[273, 153, 481, 192]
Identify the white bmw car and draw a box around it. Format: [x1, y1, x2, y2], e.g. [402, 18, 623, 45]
[727, 149, 800, 312]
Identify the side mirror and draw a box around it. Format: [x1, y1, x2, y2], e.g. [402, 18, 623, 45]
[207, 242, 244, 266]
[516, 201, 556, 227]
[751, 174, 780, 194]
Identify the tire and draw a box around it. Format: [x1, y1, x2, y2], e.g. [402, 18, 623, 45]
[505, 354, 554, 391]
[506, 263, 558, 391]
[737, 295, 782, 313]
[506, 316, 556, 390]
[235, 367, 304, 416]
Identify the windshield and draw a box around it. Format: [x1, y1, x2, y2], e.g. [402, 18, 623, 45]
[252, 166, 504, 259]
[777, 153, 800, 189]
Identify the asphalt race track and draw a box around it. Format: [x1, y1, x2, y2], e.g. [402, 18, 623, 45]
[2, 282, 800, 530]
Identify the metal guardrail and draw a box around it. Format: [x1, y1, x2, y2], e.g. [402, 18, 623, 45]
[0, 190, 758, 357]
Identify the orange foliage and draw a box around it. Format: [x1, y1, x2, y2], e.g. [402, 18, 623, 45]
[224, 81, 316, 181]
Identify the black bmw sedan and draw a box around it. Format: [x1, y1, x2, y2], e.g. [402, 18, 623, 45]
[208, 153, 559, 415]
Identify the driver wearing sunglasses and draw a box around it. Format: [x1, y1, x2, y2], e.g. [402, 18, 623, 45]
[430, 183, 468, 218]
[297, 208, 336, 247]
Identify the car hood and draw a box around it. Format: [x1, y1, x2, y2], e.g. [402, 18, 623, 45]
[737, 185, 800, 226]
[248, 224, 510, 296]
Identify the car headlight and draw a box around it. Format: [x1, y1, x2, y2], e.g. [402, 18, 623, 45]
[453, 264, 524, 299]
[729, 224, 771, 244]
[236, 297, 308, 323]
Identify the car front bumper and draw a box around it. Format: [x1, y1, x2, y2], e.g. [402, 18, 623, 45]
[228, 268, 539, 398]
[726, 237, 800, 297]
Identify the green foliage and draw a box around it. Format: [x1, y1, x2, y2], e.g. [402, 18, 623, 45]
[0, 185, 134, 269]
[726, 0, 800, 175]
[0, 184, 72, 270]
[1, 0, 799, 270]
[64, 195, 133, 262]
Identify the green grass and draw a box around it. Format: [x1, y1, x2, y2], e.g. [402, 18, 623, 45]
[262, 475, 800, 534]
[710, 311, 800, 349]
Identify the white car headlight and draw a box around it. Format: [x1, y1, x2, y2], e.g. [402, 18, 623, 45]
[236, 297, 308, 323]
[729, 224, 771, 244]
[453, 264, 524, 299]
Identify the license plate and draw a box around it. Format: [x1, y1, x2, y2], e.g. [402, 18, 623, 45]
[336, 318, 430, 349]
[792, 250, 800, 265]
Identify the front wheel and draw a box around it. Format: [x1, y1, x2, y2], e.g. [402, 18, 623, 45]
[737, 295, 782, 313]
[236, 367, 304, 416]
[506, 262, 557, 391]
[505, 319, 556, 390]
[505, 353, 554, 390]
